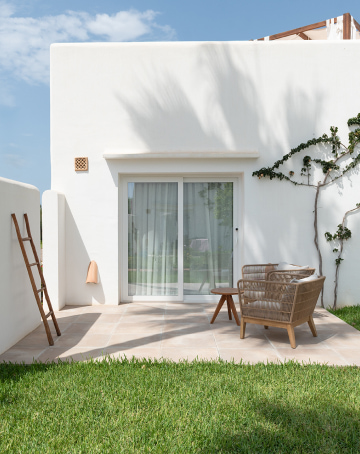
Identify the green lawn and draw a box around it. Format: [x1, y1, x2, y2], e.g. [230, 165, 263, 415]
[328, 306, 360, 331]
[1, 359, 359, 453]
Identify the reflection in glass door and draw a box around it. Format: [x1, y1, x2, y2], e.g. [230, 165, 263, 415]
[125, 179, 235, 300]
[183, 182, 233, 295]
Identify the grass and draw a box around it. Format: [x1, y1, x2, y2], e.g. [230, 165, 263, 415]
[328, 306, 360, 331]
[1, 359, 360, 453]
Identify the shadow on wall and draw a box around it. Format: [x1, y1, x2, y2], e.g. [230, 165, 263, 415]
[65, 200, 105, 304]
[105, 42, 327, 281]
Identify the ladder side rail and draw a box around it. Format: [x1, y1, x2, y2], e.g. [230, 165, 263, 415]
[23, 214, 61, 337]
[11, 214, 55, 346]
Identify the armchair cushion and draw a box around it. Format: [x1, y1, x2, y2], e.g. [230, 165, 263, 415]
[277, 262, 309, 271]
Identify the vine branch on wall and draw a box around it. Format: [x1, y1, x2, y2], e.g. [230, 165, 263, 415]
[253, 113, 360, 308]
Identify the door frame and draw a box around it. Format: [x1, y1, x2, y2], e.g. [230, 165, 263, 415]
[120, 175, 241, 303]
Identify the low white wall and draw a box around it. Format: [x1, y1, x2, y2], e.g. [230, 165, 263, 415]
[42, 190, 66, 311]
[0, 177, 41, 355]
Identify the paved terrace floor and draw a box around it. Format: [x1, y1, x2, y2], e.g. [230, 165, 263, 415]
[1, 303, 360, 365]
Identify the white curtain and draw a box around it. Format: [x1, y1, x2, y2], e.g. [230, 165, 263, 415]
[183, 183, 233, 295]
[128, 182, 178, 296]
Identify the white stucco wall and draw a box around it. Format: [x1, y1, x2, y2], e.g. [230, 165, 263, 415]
[50, 41, 360, 307]
[42, 190, 66, 310]
[0, 177, 41, 355]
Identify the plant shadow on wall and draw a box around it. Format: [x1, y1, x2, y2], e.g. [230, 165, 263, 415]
[107, 43, 326, 286]
[253, 113, 360, 309]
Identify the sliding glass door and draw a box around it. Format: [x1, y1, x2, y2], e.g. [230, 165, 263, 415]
[122, 177, 237, 301]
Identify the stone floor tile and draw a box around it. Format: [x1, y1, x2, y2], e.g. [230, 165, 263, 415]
[276, 347, 349, 365]
[113, 321, 163, 334]
[120, 314, 165, 323]
[161, 332, 216, 348]
[164, 314, 210, 324]
[322, 333, 360, 349]
[219, 348, 281, 364]
[264, 330, 332, 348]
[108, 333, 162, 349]
[160, 347, 219, 362]
[104, 347, 162, 361]
[332, 348, 360, 366]
[37, 346, 105, 363]
[215, 333, 270, 349]
[0, 347, 46, 364]
[162, 323, 212, 335]
[66, 323, 117, 335]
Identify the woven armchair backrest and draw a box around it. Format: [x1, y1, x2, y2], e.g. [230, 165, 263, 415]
[291, 276, 326, 323]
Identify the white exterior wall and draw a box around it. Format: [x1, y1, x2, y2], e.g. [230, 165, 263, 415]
[0, 177, 40, 354]
[42, 191, 66, 310]
[50, 41, 360, 307]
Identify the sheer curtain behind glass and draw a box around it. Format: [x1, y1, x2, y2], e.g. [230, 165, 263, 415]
[183, 183, 233, 295]
[128, 182, 178, 296]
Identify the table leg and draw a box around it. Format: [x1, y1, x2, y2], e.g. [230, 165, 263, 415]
[227, 295, 240, 326]
[226, 298, 232, 320]
[210, 295, 226, 324]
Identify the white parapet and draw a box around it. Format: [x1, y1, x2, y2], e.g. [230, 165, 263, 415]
[0, 177, 41, 355]
[42, 190, 66, 311]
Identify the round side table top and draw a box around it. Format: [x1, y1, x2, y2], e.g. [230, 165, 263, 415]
[211, 287, 238, 296]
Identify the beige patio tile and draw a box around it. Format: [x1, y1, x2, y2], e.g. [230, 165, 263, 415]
[53, 331, 110, 348]
[164, 314, 210, 324]
[264, 329, 332, 348]
[108, 333, 162, 349]
[78, 313, 124, 324]
[52, 312, 81, 322]
[332, 348, 360, 366]
[277, 347, 349, 365]
[77, 305, 127, 314]
[123, 306, 165, 315]
[162, 323, 212, 334]
[322, 333, 360, 349]
[215, 333, 270, 349]
[104, 347, 162, 361]
[120, 314, 165, 323]
[65, 323, 117, 335]
[0, 347, 46, 364]
[161, 332, 216, 348]
[113, 321, 163, 334]
[219, 348, 281, 364]
[15, 332, 55, 349]
[37, 346, 105, 363]
[160, 347, 219, 362]
[165, 306, 206, 315]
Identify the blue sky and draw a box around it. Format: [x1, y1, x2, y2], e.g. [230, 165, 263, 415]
[1, 0, 360, 195]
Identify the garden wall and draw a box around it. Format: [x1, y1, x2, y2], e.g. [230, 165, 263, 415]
[0, 177, 41, 355]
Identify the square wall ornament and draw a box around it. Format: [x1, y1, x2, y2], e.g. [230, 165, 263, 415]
[75, 157, 88, 171]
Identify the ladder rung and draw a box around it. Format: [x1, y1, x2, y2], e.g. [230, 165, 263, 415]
[45, 311, 53, 318]
[29, 262, 39, 267]
[22, 237, 32, 241]
[37, 287, 46, 293]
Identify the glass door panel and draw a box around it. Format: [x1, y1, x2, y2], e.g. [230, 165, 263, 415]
[183, 182, 233, 295]
[128, 182, 178, 296]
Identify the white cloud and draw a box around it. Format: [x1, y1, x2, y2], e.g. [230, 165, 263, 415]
[0, 2, 175, 86]
[4, 153, 26, 168]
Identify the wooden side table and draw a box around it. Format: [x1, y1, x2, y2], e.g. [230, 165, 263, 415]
[210, 287, 240, 326]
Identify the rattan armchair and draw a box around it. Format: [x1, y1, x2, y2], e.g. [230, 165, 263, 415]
[237, 274, 326, 348]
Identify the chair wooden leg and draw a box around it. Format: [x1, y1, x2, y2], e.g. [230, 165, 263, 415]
[240, 318, 246, 339]
[210, 295, 226, 324]
[287, 325, 296, 349]
[308, 315, 317, 337]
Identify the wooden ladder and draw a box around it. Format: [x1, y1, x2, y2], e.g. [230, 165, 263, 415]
[11, 213, 61, 346]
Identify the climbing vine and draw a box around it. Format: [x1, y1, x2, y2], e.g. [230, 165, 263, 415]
[253, 113, 360, 308]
